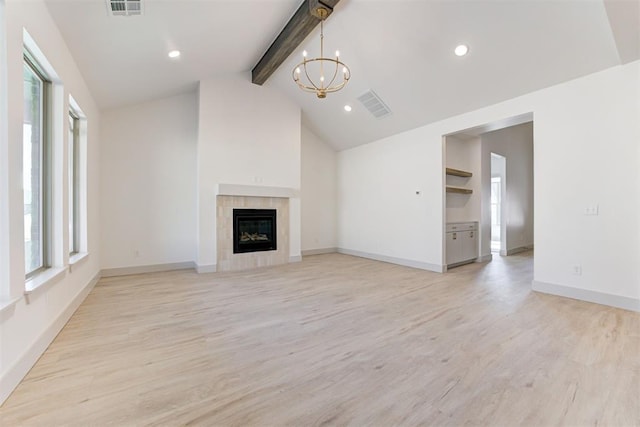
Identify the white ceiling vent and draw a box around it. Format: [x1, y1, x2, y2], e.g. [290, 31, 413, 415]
[357, 90, 392, 119]
[107, 0, 142, 16]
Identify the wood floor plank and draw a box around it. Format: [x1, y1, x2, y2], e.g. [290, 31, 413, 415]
[1, 252, 638, 426]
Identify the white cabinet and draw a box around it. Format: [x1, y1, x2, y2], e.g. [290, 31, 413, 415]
[446, 222, 478, 268]
[445, 231, 461, 266]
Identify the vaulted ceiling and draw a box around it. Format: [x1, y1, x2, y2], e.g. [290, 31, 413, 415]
[44, 0, 639, 150]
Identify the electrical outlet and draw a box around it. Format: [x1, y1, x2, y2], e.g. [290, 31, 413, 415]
[584, 204, 599, 216]
[573, 265, 582, 275]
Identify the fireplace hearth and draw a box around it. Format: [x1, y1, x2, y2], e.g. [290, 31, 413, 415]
[233, 209, 277, 254]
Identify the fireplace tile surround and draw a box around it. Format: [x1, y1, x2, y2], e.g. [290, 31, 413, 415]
[216, 195, 290, 272]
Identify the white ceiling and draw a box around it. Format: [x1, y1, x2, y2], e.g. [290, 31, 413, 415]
[44, 0, 639, 150]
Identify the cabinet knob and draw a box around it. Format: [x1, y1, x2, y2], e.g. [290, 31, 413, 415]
[453, 232, 457, 240]
[470, 231, 474, 237]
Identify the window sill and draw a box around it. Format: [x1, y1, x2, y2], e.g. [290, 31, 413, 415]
[69, 252, 89, 272]
[25, 266, 67, 296]
[0, 296, 21, 316]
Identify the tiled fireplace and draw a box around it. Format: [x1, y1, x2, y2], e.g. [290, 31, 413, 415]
[216, 195, 289, 272]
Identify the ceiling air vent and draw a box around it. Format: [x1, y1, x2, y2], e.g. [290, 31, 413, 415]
[107, 0, 142, 16]
[357, 90, 392, 119]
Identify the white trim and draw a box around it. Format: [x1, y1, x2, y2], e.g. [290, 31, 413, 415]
[302, 248, 338, 256]
[337, 248, 444, 273]
[0, 0, 8, 311]
[447, 259, 476, 269]
[0, 272, 100, 405]
[23, 28, 61, 83]
[476, 254, 493, 262]
[68, 94, 86, 119]
[0, 296, 21, 316]
[68, 252, 89, 272]
[216, 183, 299, 199]
[25, 266, 67, 295]
[101, 262, 195, 278]
[196, 263, 217, 274]
[532, 280, 640, 313]
[289, 255, 302, 263]
[505, 245, 533, 256]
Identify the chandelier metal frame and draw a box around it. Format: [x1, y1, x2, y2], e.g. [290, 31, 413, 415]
[292, 7, 350, 99]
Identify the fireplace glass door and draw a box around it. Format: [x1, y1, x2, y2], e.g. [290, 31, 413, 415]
[233, 209, 277, 254]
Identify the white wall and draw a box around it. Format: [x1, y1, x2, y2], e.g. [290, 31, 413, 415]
[338, 129, 444, 271]
[445, 135, 481, 224]
[480, 123, 534, 257]
[301, 125, 337, 253]
[530, 63, 639, 308]
[100, 92, 197, 270]
[197, 74, 301, 271]
[0, 0, 9, 304]
[1, 0, 101, 403]
[338, 61, 640, 310]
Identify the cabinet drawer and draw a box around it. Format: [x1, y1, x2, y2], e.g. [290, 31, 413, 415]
[446, 222, 477, 232]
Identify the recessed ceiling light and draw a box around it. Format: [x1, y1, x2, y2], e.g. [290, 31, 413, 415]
[344, 105, 352, 112]
[168, 50, 181, 59]
[454, 44, 469, 57]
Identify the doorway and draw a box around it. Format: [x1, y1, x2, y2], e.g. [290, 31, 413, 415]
[490, 153, 506, 254]
[443, 113, 534, 269]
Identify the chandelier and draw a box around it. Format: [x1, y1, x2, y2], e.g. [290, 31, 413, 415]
[292, 6, 350, 98]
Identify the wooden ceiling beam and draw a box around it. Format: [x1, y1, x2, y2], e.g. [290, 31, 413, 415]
[251, 0, 341, 86]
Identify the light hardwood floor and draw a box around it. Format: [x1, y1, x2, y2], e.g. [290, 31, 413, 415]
[1, 252, 639, 426]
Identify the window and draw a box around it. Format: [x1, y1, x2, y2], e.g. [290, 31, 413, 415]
[68, 96, 87, 261]
[23, 53, 50, 277]
[68, 111, 79, 255]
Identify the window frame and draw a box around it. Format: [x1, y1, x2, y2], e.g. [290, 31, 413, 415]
[68, 110, 80, 256]
[23, 51, 52, 279]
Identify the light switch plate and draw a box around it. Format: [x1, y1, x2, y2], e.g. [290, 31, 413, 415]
[584, 204, 599, 216]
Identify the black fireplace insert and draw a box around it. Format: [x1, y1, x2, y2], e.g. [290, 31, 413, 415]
[233, 209, 277, 254]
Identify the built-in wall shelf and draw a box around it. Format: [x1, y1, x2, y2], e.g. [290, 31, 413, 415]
[446, 167, 473, 178]
[446, 186, 473, 194]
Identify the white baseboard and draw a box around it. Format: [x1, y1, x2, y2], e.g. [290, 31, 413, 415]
[0, 272, 100, 405]
[476, 254, 493, 263]
[196, 263, 217, 274]
[301, 248, 338, 256]
[337, 248, 444, 273]
[506, 245, 533, 256]
[532, 280, 640, 312]
[101, 262, 195, 278]
[289, 255, 302, 263]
